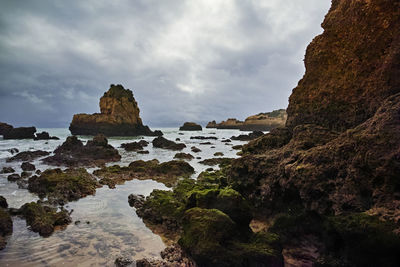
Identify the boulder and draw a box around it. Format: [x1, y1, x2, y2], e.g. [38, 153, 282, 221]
[21, 162, 35, 171]
[0, 207, 12, 250]
[152, 136, 186, 150]
[179, 122, 202, 131]
[0, 196, 7, 209]
[120, 140, 148, 151]
[3, 127, 36, 139]
[69, 84, 161, 136]
[34, 131, 59, 140]
[231, 131, 264, 141]
[7, 173, 21, 181]
[42, 135, 121, 167]
[174, 152, 194, 160]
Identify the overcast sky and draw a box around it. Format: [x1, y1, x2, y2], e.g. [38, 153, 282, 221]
[0, 0, 330, 128]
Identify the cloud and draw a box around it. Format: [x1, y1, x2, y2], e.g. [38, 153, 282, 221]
[0, 0, 331, 127]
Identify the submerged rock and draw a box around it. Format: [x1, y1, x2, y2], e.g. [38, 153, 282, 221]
[191, 146, 201, 153]
[69, 84, 160, 136]
[3, 127, 36, 139]
[94, 160, 194, 188]
[43, 135, 121, 167]
[6, 150, 50, 162]
[179, 122, 202, 131]
[198, 157, 233, 167]
[190, 136, 217, 140]
[152, 136, 186, 151]
[28, 168, 99, 203]
[7, 173, 21, 181]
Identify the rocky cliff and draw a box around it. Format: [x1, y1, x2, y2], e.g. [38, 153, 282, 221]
[206, 109, 287, 131]
[69, 84, 161, 136]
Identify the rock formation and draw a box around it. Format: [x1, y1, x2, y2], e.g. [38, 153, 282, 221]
[206, 109, 287, 131]
[179, 122, 202, 131]
[0, 122, 13, 135]
[69, 84, 161, 136]
[3, 127, 36, 139]
[133, 1, 400, 266]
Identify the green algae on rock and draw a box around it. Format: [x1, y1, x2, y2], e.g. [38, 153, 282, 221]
[28, 168, 99, 203]
[19, 202, 72, 237]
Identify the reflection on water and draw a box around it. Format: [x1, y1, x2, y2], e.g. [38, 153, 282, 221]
[0, 127, 247, 266]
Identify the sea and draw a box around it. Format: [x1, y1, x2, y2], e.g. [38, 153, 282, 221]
[0, 127, 249, 266]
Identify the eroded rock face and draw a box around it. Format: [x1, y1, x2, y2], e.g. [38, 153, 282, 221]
[69, 84, 161, 136]
[286, 0, 400, 131]
[240, 109, 287, 131]
[152, 136, 186, 151]
[0, 122, 13, 135]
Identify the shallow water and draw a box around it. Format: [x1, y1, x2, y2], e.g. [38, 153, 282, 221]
[0, 127, 248, 266]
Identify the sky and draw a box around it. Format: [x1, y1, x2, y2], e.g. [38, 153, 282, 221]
[0, 0, 331, 128]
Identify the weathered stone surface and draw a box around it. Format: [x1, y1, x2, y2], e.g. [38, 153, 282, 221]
[69, 84, 161, 136]
[179, 122, 202, 131]
[240, 109, 287, 131]
[43, 135, 121, 167]
[174, 152, 194, 160]
[0, 207, 12, 250]
[1, 167, 15, 174]
[286, 1, 400, 132]
[3, 127, 36, 139]
[152, 136, 186, 151]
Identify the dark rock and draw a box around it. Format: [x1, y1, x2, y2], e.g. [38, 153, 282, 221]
[176, 138, 180, 141]
[198, 158, 233, 167]
[3, 127, 36, 139]
[7, 173, 21, 181]
[8, 148, 19, 154]
[128, 194, 145, 208]
[179, 122, 202, 131]
[0, 122, 13, 135]
[21, 171, 31, 178]
[191, 146, 201, 153]
[231, 131, 264, 141]
[174, 152, 194, 160]
[6, 150, 50, 162]
[232, 145, 242, 150]
[120, 140, 148, 151]
[1, 167, 15, 174]
[69, 84, 160, 136]
[34, 131, 59, 140]
[137, 150, 149, 154]
[190, 136, 217, 140]
[199, 142, 212, 145]
[21, 162, 35, 171]
[221, 139, 231, 143]
[152, 136, 186, 151]
[114, 256, 133, 267]
[0, 196, 7, 209]
[43, 135, 121, 167]
[213, 152, 224, 156]
[28, 168, 99, 202]
[16, 179, 29, 189]
[0, 207, 12, 250]
[19, 202, 72, 236]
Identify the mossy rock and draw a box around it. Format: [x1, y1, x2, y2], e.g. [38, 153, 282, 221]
[28, 168, 99, 203]
[19, 202, 71, 236]
[186, 188, 252, 227]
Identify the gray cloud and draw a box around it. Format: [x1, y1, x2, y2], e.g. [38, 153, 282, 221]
[0, 0, 330, 127]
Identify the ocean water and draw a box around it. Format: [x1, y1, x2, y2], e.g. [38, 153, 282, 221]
[0, 127, 248, 266]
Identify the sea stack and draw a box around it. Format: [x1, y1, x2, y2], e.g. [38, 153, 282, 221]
[69, 84, 161, 136]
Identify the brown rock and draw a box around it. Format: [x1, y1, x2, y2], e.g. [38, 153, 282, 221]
[179, 122, 202, 131]
[69, 84, 161, 136]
